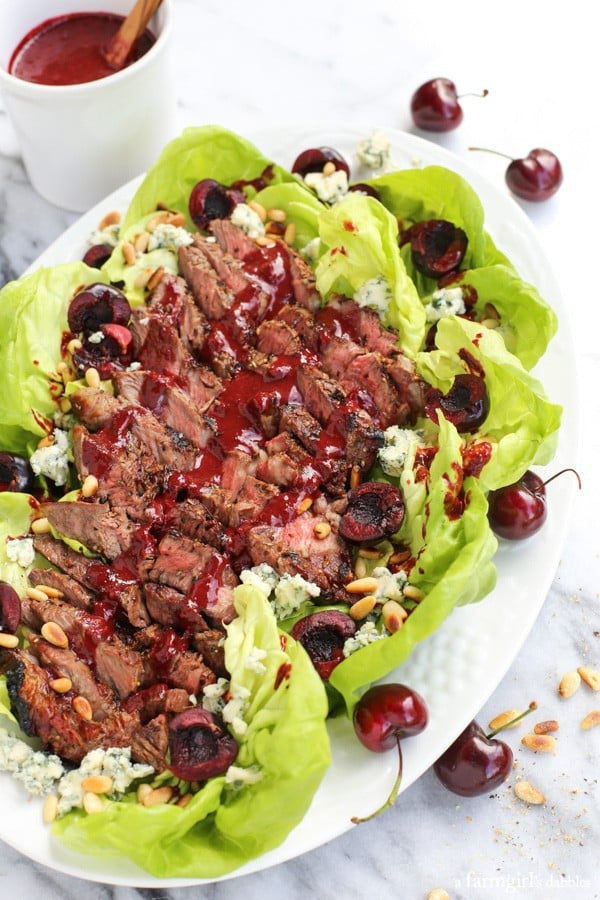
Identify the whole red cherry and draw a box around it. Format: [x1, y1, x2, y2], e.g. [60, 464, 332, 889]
[433, 720, 513, 796]
[411, 79, 488, 132]
[488, 468, 581, 540]
[469, 146, 563, 201]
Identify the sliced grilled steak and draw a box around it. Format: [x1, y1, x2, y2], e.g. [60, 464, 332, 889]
[178, 240, 236, 319]
[297, 364, 346, 425]
[255, 432, 314, 489]
[29, 635, 115, 721]
[69, 386, 127, 432]
[148, 532, 217, 595]
[143, 582, 186, 627]
[28, 567, 96, 611]
[33, 534, 99, 591]
[123, 684, 190, 722]
[192, 629, 227, 678]
[131, 714, 169, 770]
[341, 407, 384, 473]
[282, 244, 321, 311]
[95, 637, 145, 700]
[276, 305, 318, 349]
[147, 272, 209, 353]
[279, 404, 322, 454]
[256, 319, 303, 356]
[165, 497, 225, 550]
[42, 500, 135, 560]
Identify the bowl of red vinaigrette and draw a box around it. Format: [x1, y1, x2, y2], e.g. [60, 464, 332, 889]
[0, 0, 176, 211]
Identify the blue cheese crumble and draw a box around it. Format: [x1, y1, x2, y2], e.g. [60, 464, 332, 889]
[202, 677, 229, 715]
[424, 286, 466, 323]
[29, 428, 70, 487]
[304, 168, 349, 205]
[5, 536, 35, 568]
[0, 727, 64, 795]
[87, 223, 120, 248]
[371, 566, 409, 601]
[353, 275, 392, 316]
[230, 203, 266, 239]
[221, 684, 251, 737]
[240, 564, 320, 619]
[56, 747, 154, 816]
[356, 131, 391, 170]
[147, 223, 194, 253]
[225, 764, 263, 787]
[343, 619, 385, 657]
[300, 236, 321, 262]
[378, 425, 424, 477]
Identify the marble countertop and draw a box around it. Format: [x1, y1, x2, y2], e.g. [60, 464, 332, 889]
[0, 1, 598, 898]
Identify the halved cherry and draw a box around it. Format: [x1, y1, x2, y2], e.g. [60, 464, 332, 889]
[401, 219, 468, 279]
[291, 610, 356, 680]
[0, 582, 21, 634]
[82, 244, 113, 269]
[292, 147, 350, 179]
[72, 323, 133, 380]
[168, 708, 238, 781]
[425, 373, 489, 433]
[339, 481, 405, 543]
[68, 282, 131, 335]
[0, 453, 34, 493]
[188, 179, 244, 230]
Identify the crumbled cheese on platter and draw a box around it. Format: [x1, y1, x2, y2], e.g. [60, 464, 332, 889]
[0, 728, 64, 796]
[29, 428, 71, 487]
[354, 275, 392, 316]
[304, 168, 349, 205]
[424, 286, 466, 323]
[147, 223, 194, 253]
[230, 203, 266, 238]
[356, 130, 391, 171]
[378, 425, 424, 477]
[5, 536, 35, 568]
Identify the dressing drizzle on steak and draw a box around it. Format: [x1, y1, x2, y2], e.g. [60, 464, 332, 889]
[1, 218, 425, 773]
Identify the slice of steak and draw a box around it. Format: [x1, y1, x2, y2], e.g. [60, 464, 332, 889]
[166, 497, 225, 550]
[336, 407, 384, 474]
[29, 635, 115, 721]
[247, 507, 352, 601]
[143, 582, 186, 627]
[339, 351, 411, 428]
[210, 218, 257, 261]
[20, 594, 113, 664]
[147, 272, 209, 354]
[32, 534, 99, 591]
[41, 500, 135, 560]
[28, 567, 96, 611]
[381, 355, 427, 421]
[69, 387, 127, 432]
[279, 404, 322, 454]
[280, 243, 321, 311]
[220, 448, 259, 498]
[256, 319, 303, 356]
[95, 637, 145, 700]
[276, 305, 318, 349]
[189, 233, 258, 297]
[192, 629, 227, 678]
[113, 370, 217, 448]
[230, 475, 279, 527]
[178, 240, 236, 319]
[131, 713, 169, 770]
[325, 297, 400, 355]
[123, 684, 190, 723]
[255, 431, 314, 489]
[128, 306, 151, 355]
[166, 650, 216, 696]
[148, 532, 216, 595]
[297, 364, 346, 425]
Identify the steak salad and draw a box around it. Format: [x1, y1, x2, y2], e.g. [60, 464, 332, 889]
[0, 126, 561, 877]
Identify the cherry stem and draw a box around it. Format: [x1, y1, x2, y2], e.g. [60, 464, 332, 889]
[542, 467, 582, 491]
[486, 701, 537, 739]
[459, 90, 489, 100]
[351, 737, 403, 825]
[468, 146, 513, 162]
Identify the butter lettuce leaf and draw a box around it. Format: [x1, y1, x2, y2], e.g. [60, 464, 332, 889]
[417, 316, 562, 490]
[314, 192, 426, 357]
[53, 585, 330, 879]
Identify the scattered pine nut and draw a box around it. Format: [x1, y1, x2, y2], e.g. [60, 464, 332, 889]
[357, 547, 383, 559]
[177, 793, 193, 808]
[578, 666, 600, 691]
[353, 557, 367, 579]
[346, 576, 379, 595]
[42, 794, 59, 824]
[41, 621, 69, 648]
[265, 220, 285, 236]
[349, 595, 377, 621]
[254, 235, 275, 247]
[134, 231, 151, 253]
[402, 584, 424, 602]
[35, 584, 64, 598]
[67, 337, 83, 355]
[99, 210, 121, 230]
[81, 474, 99, 498]
[350, 465, 361, 488]
[73, 695, 93, 721]
[31, 516, 51, 534]
[481, 317, 501, 329]
[134, 267, 153, 289]
[382, 599, 407, 633]
[483, 302, 500, 320]
[166, 211, 186, 227]
[267, 208, 287, 223]
[322, 161, 336, 176]
[248, 200, 267, 221]
[389, 548, 411, 565]
[81, 775, 113, 794]
[83, 791, 105, 814]
[559, 670, 581, 698]
[521, 733, 557, 752]
[297, 497, 313, 514]
[0, 633, 19, 649]
[313, 521, 331, 540]
[26, 586, 50, 603]
[137, 783, 153, 804]
[580, 710, 600, 730]
[146, 266, 166, 292]
[427, 890, 450, 900]
[122, 241, 137, 265]
[284, 222, 296, 245]
[50, 677, 73, 694]
[59, 397, 72, 413]
[142, 786, 174, 807]
[514, 780, 546, 805]
[488, 709, 523, 732]
[534, 719, 560, 735]
[85, 367, 101, 388]
[36, 434, 55, 449]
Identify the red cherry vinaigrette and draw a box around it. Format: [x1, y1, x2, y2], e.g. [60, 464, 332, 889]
[9, 12, 156, 86]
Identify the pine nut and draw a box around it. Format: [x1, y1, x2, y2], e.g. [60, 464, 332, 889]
[346, 577, 379, 595]
[521, 733, 557, 752]
[403, 584, 424, 602]
[42, 794, 59, 824]
[81, 775, 113, 794]
[85, 367, 101, 388]
[267, 208, 287, 223]
[166, 211, 186, 227]
[59, 397, 72, 413]
[427, 890, 450, 900]
[41, 621, 69, 648]
[481, 317, 500, 329]
[67, 338, 83, 355]
[137, 783, 153, 804]
[146, 266, 166, 292]
[99, 210, 121, 229]
[31, 517, 51, 534]
[313, 521, 331, 540]
[35, 585, 64, 598]
[134, 231, 150, 253]
[73, 695, 93, 721]
[122, 241, 137, 265]
[142, 785, 173, 807]
[254, 235, 276, 247]
[559, 670, 581, 698]
[322, 161, 336, 176]
[177, 793, 193, 808]
[134, 267, 154, 289]
[357, 547, 383, 559]
[265, 221, 285, 236]
[27, 587, 50, 602]
[353, 558, 367, 579]
[581, 710, 600, 730]
[389, 548, 411, 565]
[36, 434, 55, 449]
[349, 595, 377, 620]
[297, 497, 313, 514]
[534, 719, 560, 735]
[50, 677, 73, 694]
[0, 633, 19, 649]
[382, 599, 407, 633]
[284, 222, 296, 245]
[350, 465, 361, 488]
[83, 791, 105, 814]
[514, 780, 546, 805]
[483, 302, 500, 321]
[248, 200, 267, 221]
[488, 709, 523, 732]
[578, 666, 600, 691]
[81, 474, 99, 498]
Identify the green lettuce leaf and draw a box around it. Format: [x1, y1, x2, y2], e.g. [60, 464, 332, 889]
[416, 316, 562, 490]
[329, 417, 497, 709]
[254, 181, 325, 250]
[122, 125, 295, 232]
[0, 263, 107, 454]
[314, 192, 426, 356]
[0, 493, 50, 597]
[53, 585, 330, 879]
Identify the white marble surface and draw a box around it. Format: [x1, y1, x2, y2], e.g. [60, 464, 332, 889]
[0, 1, 598, 897]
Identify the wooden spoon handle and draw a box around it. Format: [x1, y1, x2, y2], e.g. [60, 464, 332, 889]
[104, 0, 163, 71]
